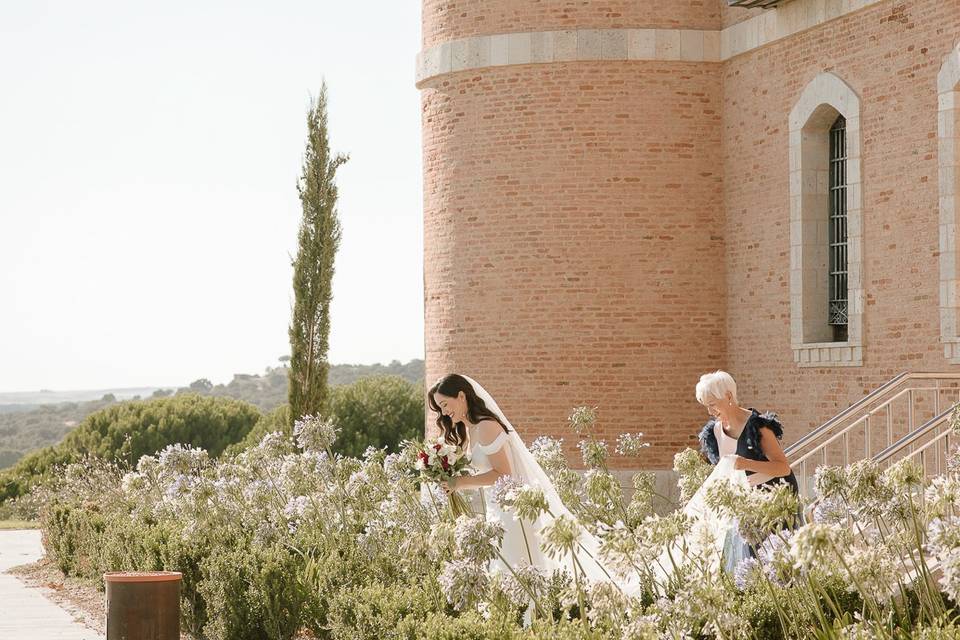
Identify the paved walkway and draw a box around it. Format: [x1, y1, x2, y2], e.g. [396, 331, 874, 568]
[0, 529, 104, 639]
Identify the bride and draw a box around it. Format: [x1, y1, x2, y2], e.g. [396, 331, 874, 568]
[426, 373, 637, 596]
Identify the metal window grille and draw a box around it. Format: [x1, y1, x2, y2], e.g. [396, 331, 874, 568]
[828, 115, 848, 341]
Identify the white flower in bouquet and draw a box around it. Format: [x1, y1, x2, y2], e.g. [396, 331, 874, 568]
[407, 437, 471, 483]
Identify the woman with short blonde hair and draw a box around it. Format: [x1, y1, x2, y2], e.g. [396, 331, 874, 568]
[695, 370, 799, 571]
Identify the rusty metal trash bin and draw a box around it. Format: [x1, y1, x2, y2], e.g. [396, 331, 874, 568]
[104, 571, 181, 640]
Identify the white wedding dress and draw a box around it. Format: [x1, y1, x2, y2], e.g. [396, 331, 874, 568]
[460, 376, 640, 597]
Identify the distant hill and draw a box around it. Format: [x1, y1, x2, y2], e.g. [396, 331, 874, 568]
[0, 387, 165, 410]
[0, 359, 424, 469]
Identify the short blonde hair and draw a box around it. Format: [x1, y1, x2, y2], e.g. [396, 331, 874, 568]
[695, 371, 738, 406]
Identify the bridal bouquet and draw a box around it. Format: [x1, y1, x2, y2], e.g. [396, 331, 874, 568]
[412, 437, 471, 481]
[406, 437, 473, 516]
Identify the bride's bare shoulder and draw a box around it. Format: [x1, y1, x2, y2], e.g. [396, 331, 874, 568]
[475, 419, 506, 445]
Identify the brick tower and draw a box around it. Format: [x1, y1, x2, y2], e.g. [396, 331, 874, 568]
[417, 2, 728, 468]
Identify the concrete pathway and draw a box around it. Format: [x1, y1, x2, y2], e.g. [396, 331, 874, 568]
[0, 529, 104, 639]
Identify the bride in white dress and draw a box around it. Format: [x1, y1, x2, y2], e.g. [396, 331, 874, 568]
[426, 373, 637, 598]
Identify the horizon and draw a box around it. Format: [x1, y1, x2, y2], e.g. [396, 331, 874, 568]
[0, 356, 425, 396]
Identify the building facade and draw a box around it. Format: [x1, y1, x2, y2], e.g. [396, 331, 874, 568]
[417, 0, 960, 471]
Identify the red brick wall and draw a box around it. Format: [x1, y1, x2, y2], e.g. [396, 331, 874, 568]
[721, 0, 960, 444]
[420, 0, 960, 469]
[421, 61, 725, 468]
[422, 1, 722, 48]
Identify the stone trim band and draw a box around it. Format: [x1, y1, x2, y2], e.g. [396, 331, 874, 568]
[415, 0, 882, 86]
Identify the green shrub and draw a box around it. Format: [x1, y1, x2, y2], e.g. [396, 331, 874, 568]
[328, 375, 424, 458]
[231, 376, 424, 458]
[326, 580, 445, 640]
[397, 611, 520, 640]
[0, 395, 261, 502]
[198, 541, 310, 640]
[228, 404, 292, 454]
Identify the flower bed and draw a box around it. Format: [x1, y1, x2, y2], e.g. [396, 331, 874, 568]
[34, 411, 960, 639]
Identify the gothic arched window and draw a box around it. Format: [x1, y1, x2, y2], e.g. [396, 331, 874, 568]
[788, 73, 863, 367]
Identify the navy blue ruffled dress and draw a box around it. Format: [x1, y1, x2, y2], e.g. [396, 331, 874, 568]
[697, 409, 800, 571]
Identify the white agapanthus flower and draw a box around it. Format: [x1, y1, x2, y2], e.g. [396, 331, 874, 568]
[843, 545, 899, 606]
[789, 523, 842, 570]
[454, 514, 504, 564]
[615, 433, 650, 457]
[530, 436, 567, 472]
[438, 559, 489, 610]
[293, 415, 339, 452]
[157, 443, 209, 476]
[497, 563, 547, 609]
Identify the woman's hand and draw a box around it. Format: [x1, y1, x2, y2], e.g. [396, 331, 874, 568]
[733, 455, 751, 472]
[441, 477, 457, 493]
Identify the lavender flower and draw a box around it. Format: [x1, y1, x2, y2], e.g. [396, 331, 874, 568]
[490, 475, 523, 509]
[733, 557, 761, 591]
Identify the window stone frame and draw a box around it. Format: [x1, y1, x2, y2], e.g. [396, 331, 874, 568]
[939, 43, 960, 363]
[788, 72, 864, 367]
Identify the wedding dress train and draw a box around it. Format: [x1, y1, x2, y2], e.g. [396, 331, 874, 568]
[459, 376, 747, 601]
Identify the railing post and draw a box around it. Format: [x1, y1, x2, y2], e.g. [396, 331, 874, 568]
[909, 390, 915, 456]
[865, 415, 871, 459]
[887, 404, 893, 451]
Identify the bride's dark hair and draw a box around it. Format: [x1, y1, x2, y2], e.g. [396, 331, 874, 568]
[427, 374, 510, 447]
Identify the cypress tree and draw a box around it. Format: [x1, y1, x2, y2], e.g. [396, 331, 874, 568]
[288, 84, 348, 423]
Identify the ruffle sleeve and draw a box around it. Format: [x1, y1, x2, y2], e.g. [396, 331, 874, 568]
[698, 419, 720, 465]
[741, 411, 784, 454]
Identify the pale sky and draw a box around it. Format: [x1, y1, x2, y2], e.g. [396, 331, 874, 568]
[0, 1, 424, 392]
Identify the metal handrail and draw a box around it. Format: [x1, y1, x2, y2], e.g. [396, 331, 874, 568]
[873, 405, 957, 464]
[784, 371, 909, 456]
[785, 372, 960, 459]
[789, 384, 950, 466]
[785, 373, 960, 500]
